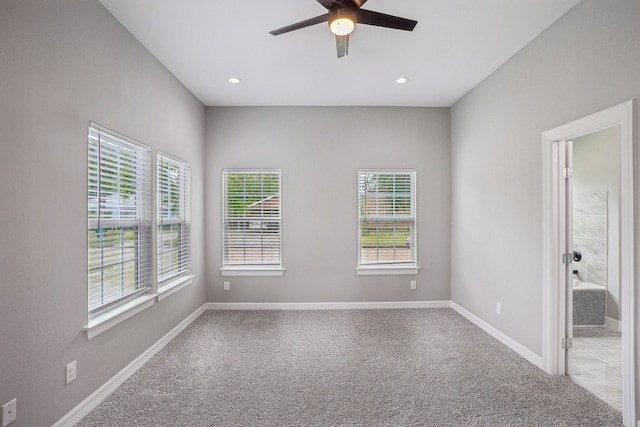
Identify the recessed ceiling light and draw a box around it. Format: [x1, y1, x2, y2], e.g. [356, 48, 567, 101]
[395, 77, 408, 84]
[228, 77, 241, 84]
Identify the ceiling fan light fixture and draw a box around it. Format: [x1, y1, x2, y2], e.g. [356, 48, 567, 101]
[329, 8, 356, 36]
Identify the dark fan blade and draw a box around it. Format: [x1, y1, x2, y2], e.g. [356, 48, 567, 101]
[316, 0, 336, 8]
[355, 9, 417, 31]
[269, 14, 329, 36]
[336, 35, 349, 58]
[317, 0, 365, 9]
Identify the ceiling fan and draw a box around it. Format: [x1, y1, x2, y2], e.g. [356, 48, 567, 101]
[269, 0, 418, 58]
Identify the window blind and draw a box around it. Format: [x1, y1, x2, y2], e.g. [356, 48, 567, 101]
[358, 170, 416, 266]
[157, 152, 191, 284]
[88, 125, 152, 313]
[222, 170, 281, 267]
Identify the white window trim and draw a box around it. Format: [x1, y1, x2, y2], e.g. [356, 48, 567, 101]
[157, 274, 195, 301]
[87, 123, 154, 322]
[84, 293, 156, 340]
[356, 265, 420, 275]
[357, 169, 419, 273]
[157, 151, 191, 286]
[221, 169, 284, 276]
[220, 267, 285, 277]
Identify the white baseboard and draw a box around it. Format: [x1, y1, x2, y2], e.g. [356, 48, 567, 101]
[450, 302, 543, 369]
[205, 300, 451, 311]
[605, 316, 622, 332]
[53, 304, 207, 427]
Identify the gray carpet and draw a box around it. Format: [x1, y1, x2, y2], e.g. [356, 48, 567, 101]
[78, 308, 622, 426]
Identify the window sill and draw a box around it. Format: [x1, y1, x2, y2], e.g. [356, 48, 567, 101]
[157, 274, 195, 302]
[220, 267, 285, 277]
[356, 265, 420, 275]
[84, 293, 156, 340]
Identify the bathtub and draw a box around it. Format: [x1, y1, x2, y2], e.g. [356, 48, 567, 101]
[573, 279, 605, 290]
[573, 279, 606, 326]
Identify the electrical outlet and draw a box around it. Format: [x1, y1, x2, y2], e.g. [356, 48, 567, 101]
[2, 398, 16, 427]
[410, 280, 417, 290]
[223, 281, 230, 291]
[496, 302, 502, 315]
[66, 360, 77, 384]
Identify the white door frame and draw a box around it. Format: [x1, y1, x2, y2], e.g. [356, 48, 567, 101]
[541, 100, 635, 426]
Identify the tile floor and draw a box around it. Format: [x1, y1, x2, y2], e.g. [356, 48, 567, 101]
[571, 326, 622, 411]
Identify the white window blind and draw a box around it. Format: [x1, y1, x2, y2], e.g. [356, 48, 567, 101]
[88, 125, 152, 313]
[157, 152, 191, 284]
[358, 170, 416, 266]
[222, 170, 282, 267]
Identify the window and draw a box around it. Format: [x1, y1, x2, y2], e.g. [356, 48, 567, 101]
[222, 170, 283, 275]
[357, 169, 418, 274]
[157, 152, 191, 286]
[88, 124, 152, 314]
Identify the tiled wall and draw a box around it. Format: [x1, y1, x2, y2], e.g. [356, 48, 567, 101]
[573, 191, 607, 286]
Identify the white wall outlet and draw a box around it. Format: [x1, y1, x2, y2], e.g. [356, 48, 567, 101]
[2, 398, 16, 427]
[66, 360, 77, 384]
[410, 280, 417, 290]
[223, 281, 230, 291]
[496, 302, 502, 315]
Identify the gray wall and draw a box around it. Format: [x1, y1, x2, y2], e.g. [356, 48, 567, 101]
[0, 1, 206, 426]
[205, 107, 451, 304]
[4, 0, 640, 424]
[573, 127, 620, 320]
[451, 0, 639, 375]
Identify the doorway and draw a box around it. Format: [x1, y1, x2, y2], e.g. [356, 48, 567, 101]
[569, 128, 622, 410]
[541, 101, 635, 426]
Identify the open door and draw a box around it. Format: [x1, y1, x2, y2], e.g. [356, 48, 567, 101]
[556, 139, 574, 374]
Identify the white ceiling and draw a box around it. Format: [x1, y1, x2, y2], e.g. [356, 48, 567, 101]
[99, 0, 580, 107]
